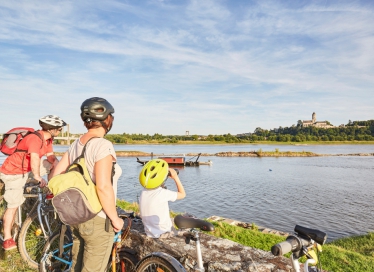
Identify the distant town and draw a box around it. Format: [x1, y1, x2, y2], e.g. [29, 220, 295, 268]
[3, 112, 371, 145]
[104, 113, 374, 143]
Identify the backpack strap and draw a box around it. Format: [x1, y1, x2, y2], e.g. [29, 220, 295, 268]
[74, 137, 99, 161]
[59, 224, 68, 258]
[105, 162, 116, 232]
[70, 137, 114, 233]
[67, 137, 99, 185]
[15, 130, 44, 153]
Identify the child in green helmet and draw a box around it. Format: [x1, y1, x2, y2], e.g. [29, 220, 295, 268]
[138, 159, 186, 238]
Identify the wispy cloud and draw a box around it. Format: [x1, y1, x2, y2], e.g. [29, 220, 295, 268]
[0, 0, 373, 134]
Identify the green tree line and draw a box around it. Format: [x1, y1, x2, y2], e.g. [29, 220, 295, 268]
[103, 120, 374, 144]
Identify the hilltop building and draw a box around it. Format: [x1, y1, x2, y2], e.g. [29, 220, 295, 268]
[301, 112, 334, 128]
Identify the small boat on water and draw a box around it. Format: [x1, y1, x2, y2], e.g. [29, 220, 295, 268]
[136, 153, 212, 167]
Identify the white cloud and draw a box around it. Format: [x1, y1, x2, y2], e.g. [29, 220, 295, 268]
[0, 0, 373, 134]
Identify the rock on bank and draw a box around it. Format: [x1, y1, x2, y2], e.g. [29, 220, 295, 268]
[123, 220, 293, 272]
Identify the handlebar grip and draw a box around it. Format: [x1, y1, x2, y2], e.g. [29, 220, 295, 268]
[271, 241, 292, 256]
[271, 235, 303, 256]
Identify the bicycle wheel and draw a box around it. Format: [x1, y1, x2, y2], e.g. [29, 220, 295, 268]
[136, 256, 179, 272]
[105, 251, 138, 272]
[40, 230, 73, 272]
[18, 209, 60, 269]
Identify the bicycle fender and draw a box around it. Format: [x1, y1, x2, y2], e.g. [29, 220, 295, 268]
[138, 252, 187, 272]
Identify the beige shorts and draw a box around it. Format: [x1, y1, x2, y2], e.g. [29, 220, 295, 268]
[0, 160, 52, 208]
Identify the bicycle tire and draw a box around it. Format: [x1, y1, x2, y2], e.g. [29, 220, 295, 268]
[136, 256, 179, 272]
[105, 251, 138, 272]
[39, 230, 73, 272]
[18, 209, 60, 269]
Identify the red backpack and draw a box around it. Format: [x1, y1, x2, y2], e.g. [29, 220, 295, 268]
[0, 127, 43, 156]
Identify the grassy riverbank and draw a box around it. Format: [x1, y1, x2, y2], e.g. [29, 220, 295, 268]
[117, 200, 374, 272]
[1, 200, 372, 271]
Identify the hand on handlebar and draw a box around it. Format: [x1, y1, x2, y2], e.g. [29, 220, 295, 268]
[28, 177, 47, 187]
[39, 178, 47, 188]
[112, 216, 124, 232]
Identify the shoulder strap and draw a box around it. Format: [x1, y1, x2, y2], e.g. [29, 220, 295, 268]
[68, 137, 100, 185]
[32, 131, 44, 149]
[73, 137, 99, 163]
[15, 130, 44, 153]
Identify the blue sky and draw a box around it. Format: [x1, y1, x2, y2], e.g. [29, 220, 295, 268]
[1, 0, 373, 135]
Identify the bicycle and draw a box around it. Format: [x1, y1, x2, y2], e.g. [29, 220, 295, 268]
[1, 179, 59, 259]
[39, 211, 138, 272]
[17, 179, 61, 269]
[271, 225, 327, 272]
[127, 213, 215, 272]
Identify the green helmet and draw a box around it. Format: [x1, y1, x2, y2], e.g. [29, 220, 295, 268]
[139, 159, 169, 189]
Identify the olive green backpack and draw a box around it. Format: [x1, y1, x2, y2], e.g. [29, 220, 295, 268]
[48, 138, 103, 225]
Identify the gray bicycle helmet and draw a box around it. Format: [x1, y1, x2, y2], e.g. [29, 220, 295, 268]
[39, 115, 67, 129]
[80, 97, 115, 121]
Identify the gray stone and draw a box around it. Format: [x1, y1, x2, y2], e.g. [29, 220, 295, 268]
[122, 220, 294, 272]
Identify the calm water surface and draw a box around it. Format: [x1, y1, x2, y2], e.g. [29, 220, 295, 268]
[2, 144, 374, 241]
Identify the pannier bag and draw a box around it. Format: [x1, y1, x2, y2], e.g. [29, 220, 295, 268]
[0, 127, 42, 156]
[48, 138, 102, 225]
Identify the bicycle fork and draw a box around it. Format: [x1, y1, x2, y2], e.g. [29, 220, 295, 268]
[36, 190, 52, 237]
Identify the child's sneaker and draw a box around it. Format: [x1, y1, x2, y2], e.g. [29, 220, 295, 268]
[2, 238, 17, 251]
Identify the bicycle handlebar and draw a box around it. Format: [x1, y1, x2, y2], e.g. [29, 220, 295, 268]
[271, 225, 327, 257]
[271, 235, 309, 256]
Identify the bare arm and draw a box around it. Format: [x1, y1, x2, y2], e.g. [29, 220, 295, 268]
[52, 152, 70, 177]
[30, 152, 47, 187]
[169, 168, 186, 200]
[46, 153, 58, 165]
[94, 155, 123, 232]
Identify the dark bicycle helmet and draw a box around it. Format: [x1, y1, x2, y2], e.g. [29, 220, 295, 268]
[80, 97, 115, 121]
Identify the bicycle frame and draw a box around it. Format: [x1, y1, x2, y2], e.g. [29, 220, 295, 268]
[290, 246, 317, 272]
[41, 213, 133, 272]
[184, 229, 204, 272]
[25, 185, 55, 237]
[174, 214, 215, 272]
[0, 183, 43, 242]
[41, 230, 125, 270]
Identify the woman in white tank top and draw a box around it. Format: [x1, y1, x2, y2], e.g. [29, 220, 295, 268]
[52, 97, 123, 272]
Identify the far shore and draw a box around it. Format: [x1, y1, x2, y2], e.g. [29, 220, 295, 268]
[56, 140, 374, 146]
[54, 150, 374, 157]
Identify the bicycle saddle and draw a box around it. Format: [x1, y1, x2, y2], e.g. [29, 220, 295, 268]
[174, 214, 214, 231]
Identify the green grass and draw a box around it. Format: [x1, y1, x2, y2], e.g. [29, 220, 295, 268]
[0, 250, 36, 272]
[116, 199, 374, 271]
[208, 220, 374, 272]
[255, 149, 317, 157]
[3, 199, 373, 271]
[209, 221, 285, 251]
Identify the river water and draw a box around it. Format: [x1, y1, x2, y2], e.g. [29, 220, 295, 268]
[2, 144, 374, 241]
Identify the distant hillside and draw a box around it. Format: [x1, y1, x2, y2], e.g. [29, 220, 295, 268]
[93, 119, 374, 144]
